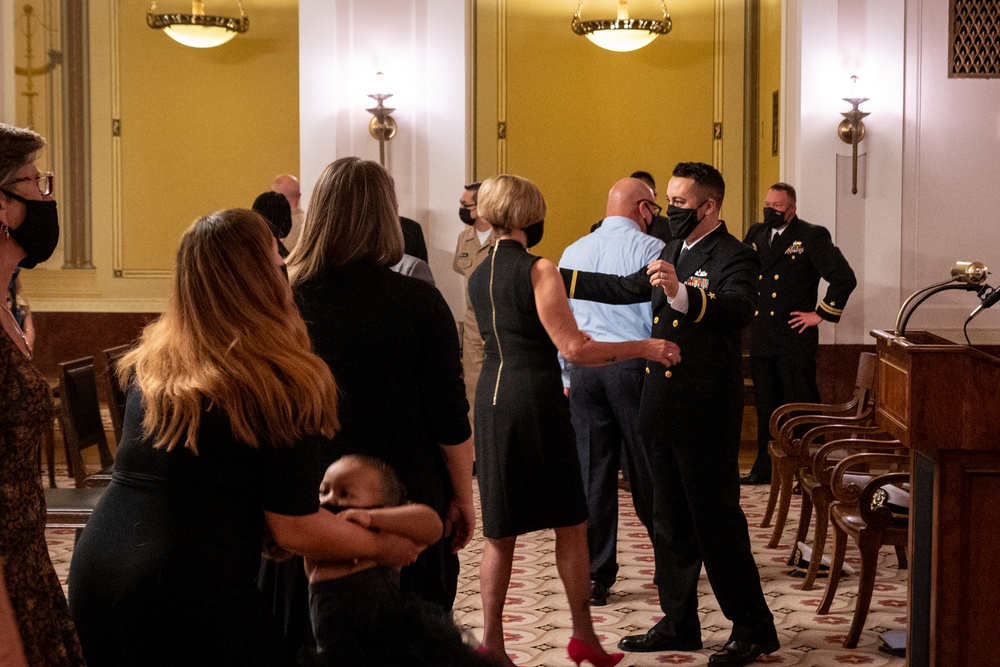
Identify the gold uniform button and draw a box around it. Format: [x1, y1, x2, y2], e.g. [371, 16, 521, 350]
[758, 274, 762, 280]
[653, 316, 659, 324]
[770, 311, 775, 316]
[771, 292, 777, 298]
[672, 319, 679, 328]
[645, 367, 650, 374]
[664, 370, 672, 378]
[774, 274, 780, 280]
[754, 310, 759, 316]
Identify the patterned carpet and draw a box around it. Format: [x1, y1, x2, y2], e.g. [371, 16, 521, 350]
[46, 479, 907, 666]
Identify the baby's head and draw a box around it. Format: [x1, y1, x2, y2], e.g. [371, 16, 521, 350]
[319, 454, 405, 512]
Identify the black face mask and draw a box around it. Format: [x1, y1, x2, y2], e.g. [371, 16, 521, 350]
[666, 202, 704, 240]
[523, 219, 544, 248]
[763, 207, 787, 228]
[3, 191, 59, 269]
[459, 208, 476, 226]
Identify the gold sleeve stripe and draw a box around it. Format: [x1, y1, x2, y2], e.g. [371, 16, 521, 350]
[569, 270, 579, 299]
[819, 301, 844, 316]
[693, 288, 708, 323]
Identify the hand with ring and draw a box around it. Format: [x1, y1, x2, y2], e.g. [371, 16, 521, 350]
[647, 259, 680, 299]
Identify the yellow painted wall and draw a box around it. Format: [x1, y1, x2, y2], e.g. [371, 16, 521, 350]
[117, 0, 300, 273]
[757, 0, 781, 205]
[476, 0, 737, 263]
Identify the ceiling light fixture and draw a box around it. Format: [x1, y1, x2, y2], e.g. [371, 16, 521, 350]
[147, 0, 249, 49]
[571, 0, 672, 53]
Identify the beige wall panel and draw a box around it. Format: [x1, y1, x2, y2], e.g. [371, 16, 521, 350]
[476, 0, 722, 262]
[757, 0, 781, 204]
[116, 0, 299, 273]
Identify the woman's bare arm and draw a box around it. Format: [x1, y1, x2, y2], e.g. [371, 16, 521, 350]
[532, 258, 679, 367]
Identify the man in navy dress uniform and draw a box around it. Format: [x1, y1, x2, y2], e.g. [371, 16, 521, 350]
[739, 183, 857, 485]
[562, 162, 779, 666]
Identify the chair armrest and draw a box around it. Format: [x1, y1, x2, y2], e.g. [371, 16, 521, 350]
[773, 409, 876, 456]
[829, 453, 910, 504]
[769, 396, 860, 439]
[812, 439, 904, 484]
[800, 424, 896, 464]
[860, 472, 911, 529]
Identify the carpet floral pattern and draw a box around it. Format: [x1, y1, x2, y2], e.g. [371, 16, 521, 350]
[46, 481, 906, 666]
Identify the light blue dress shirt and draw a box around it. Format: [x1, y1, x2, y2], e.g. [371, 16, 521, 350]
[558, 216, 666, 343]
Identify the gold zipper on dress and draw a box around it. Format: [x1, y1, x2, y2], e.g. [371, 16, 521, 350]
[488, 244, 504, 406]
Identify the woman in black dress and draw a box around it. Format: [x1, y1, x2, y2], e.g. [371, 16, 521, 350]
[468, 175, 679, 667]
[68, 209, 426, 666]
[286, 157, 474, 611]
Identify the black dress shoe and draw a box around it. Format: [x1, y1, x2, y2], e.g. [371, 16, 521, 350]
[739, 471, 771, 485]
[617, 627, 702, 653]
[707, 639, 780, 665]
[590, 581, 610, 606]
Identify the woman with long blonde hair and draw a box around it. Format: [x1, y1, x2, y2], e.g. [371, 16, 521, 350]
[68, 209, 426, 666]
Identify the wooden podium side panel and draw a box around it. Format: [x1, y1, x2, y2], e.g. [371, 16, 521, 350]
[876, 354, 911, 445]
[933, 452, 1000, 665]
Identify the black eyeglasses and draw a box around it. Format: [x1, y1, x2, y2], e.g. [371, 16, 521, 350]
[640, 200, 662, 218]
[5, 172, 54, 197]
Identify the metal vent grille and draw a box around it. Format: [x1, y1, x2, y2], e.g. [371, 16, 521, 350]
[950, 0, 1000, 78]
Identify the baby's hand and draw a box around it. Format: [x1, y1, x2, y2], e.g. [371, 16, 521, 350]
[339, 508, 372, 529]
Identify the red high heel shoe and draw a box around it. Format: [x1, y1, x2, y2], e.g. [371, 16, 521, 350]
[567, 637, 624, 667]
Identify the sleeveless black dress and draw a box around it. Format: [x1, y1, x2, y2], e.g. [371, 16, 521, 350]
[468, 239, 588, 539]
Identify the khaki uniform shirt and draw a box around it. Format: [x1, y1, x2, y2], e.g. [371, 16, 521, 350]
[453, 225, 497, 424]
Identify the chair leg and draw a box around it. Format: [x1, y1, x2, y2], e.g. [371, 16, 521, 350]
[894, 544, 908, 570]
[817, 523, 848, 615]
[767, 459, 795, 548]
[844, 531, 882, 649]
[787, 484, 813, 566]
[760, 466, 780, 528]
[803, 490, 831, 590]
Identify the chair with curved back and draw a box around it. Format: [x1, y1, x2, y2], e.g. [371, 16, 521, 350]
[103, 344, 132, 446]
[760, 351, 878, 549]
[816, 453, 910, 648]
[58, 356, 114, 488]
[790, 432, 904, 590]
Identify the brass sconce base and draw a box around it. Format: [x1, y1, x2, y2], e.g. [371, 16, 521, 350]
[367, 88, 397, 168]
[838, 96, 870, 195]
[837, 117, 866, 144]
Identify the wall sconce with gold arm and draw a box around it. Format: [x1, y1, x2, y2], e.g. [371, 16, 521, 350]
[147, 0, 249, 49]
[572, 0, 672, 53]
[366, 72, 397, 168]
[837, 75, 869, 195]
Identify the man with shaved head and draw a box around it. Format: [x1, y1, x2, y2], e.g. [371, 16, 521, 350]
[557, 177, 666, 606]
[271, 174, 304, 251]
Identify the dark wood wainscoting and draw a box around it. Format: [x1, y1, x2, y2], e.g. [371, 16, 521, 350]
[32, 312, 159, 401]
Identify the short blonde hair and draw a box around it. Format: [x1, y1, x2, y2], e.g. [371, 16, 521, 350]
[477, 174, 546, 235]
[287, 157, 404, 286]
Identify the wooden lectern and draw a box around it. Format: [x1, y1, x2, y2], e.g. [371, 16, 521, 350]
[871, 330, 1000, 667]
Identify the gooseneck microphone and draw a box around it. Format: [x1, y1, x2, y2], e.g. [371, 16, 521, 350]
[895, 261, 990, 338]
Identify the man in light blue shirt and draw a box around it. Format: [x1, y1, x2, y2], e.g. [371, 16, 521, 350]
[558, 177, 666, 606]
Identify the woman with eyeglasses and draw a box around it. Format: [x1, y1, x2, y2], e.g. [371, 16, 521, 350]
[0, 123, 84, 666]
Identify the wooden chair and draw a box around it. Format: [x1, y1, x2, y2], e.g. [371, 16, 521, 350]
[58, 357, 115, 488]
[103, 344, 132, 446]
[817, 453, 910, 648]
[790, 432, 903, 590]
[44, 486, 106, 542]
[760, 352, 878, 548]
